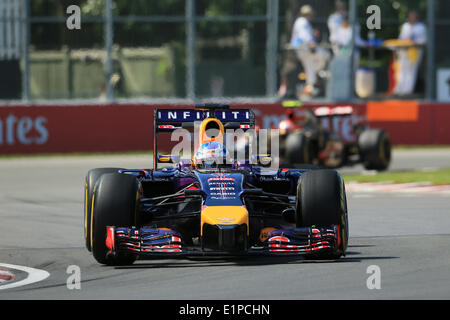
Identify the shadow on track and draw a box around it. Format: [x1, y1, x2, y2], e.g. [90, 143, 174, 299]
[114, 250, 398, 270]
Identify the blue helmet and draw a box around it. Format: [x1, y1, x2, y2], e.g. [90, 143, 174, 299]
[195, 141, 231, 168]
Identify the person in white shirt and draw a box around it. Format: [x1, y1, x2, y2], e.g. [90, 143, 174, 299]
[327, 1, 347, 46]
[330, 15, 365, 52]
[291, 5, 330, 97]
[393, 10, 427, 95]
[329, 14, 366, 72]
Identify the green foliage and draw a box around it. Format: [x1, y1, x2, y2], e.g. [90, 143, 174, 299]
[81, 0, 105, 16]
[112, 0, 186, 16]
[30, 0, 431, 50]
[343, 168, 450, 185]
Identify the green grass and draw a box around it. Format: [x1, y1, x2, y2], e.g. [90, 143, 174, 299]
[393, 145, 450, 150]
[343, 168, 450, 185]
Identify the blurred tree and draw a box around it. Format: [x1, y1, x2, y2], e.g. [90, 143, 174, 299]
[30, 0, 269, 49]
[28, 0, 434, 49]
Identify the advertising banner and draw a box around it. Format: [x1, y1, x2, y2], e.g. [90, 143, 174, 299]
[0, 102, 449, 154]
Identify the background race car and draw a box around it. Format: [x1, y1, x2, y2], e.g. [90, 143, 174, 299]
[279, 105, 391, 171]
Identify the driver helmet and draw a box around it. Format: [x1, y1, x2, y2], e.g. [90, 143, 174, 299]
[303, 109, 319, 127]
[194, 141, 232, 169]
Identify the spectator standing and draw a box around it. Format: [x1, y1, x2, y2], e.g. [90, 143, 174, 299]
[329, 15, 365, 54]
[393, 10, 427, 96]
[327, 0, 347, 48]
[291, 5, 330, 97]
[329, 14, 366, 71]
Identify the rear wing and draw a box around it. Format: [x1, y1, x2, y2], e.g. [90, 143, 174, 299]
[154, 109, 255, 132]
[153, 105, 255, 169]
[313, 106, 354, 118]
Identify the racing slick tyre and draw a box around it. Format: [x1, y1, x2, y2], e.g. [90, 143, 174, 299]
[84, 168, 123, 251]
[91, 173, 140, 265]
[358, 129, 391, 171]
[285, 132, 313, 165]
[296, 170, 348, 258]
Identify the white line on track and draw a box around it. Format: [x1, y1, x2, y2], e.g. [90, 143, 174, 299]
[0, 263, 50, 290]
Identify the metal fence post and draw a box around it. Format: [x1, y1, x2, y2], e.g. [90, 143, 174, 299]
[266, 0, 279, 97]
[426, 0, 435, 100]
[105, 0, 114, 102]
[186, 0, 196, 100]
[349, 0, 357, 101]
[22, 0, 30, 102]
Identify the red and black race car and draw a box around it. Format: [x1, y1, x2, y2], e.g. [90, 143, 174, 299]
[84, 104, 348, 265]
[279, 105, 391, 171]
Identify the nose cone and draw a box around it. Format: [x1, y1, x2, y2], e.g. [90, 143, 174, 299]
[201, 206, 249, 233]
[201, 206, 249, 252]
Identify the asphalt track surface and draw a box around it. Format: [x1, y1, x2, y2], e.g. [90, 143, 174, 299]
[0, 149, 449, 299]
[340, 148, 450, 174]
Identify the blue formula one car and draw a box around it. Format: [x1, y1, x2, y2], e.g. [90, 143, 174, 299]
[83, 104, 349, 265]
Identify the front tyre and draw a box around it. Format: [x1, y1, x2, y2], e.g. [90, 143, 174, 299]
[84, 168, 124, 251]
[91, 173, 140, 265]
[296, 170, 348, 258]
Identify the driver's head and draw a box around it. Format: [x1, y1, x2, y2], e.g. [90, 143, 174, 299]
[194, 141, 231, 169]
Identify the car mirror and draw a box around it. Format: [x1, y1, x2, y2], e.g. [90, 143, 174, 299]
[282, 208, 296, 223]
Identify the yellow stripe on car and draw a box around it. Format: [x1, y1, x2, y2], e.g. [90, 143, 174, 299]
[84, 180, 88, 240]
[90, 190, 95, 249]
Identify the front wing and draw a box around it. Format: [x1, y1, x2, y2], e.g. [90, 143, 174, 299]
[105, 225, 341, 258]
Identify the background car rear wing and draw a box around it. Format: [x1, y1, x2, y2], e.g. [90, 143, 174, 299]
[153, 104, 256, 169]
[313, 106, 354, 118]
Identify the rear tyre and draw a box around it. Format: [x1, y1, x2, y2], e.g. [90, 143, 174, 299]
[358, 129, 391, 171]
[285, 132, 312, 165]
[84, 168, 123, 251]
[296, 170, 348, 258]
[91, 173, 140, 265]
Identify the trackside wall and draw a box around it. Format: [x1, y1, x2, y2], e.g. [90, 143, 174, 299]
[0, 101, 449, 154]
